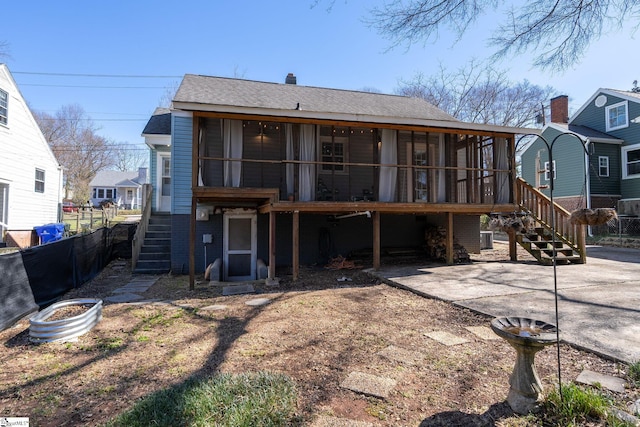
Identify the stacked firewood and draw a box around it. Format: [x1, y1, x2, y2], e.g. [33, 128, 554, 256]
[424, 225, 470, 263]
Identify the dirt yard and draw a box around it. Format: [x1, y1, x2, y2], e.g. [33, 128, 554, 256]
[0, 244, 636, 426]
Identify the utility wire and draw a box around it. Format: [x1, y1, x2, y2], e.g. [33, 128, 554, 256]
[13, 71, 182, 78]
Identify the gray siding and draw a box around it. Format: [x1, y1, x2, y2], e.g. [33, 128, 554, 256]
[172, 115, 193, 214]
[521, 127, 586, 198]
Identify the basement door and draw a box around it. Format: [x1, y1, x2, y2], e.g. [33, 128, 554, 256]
[223, 211, 257, 281]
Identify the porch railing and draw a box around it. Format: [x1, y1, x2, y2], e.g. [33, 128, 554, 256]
[515, 177, 586, 262]
[131, 184, 153, 271]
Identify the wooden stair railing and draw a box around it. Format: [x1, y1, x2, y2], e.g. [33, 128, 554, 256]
[515, 177, 586, 264]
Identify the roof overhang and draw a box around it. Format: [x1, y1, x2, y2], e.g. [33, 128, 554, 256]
[172, 102, 539, 137]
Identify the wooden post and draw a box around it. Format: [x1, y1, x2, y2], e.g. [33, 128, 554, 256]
[292, 211, 299, 280]
[578, 225, 587, 264]
[373, 211, 380, 270]
[189, 196, 196, 290]
[508, 229, 518, 261]
[446, 212, 454, 265]
[269, 211, 276, 280]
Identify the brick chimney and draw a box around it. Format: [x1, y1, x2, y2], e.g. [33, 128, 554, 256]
[285, 73, 297, 85]
[550, 95, 569, 123]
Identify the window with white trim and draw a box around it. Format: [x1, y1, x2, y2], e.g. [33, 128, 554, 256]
[622, 144, 640, 179]
[605, 101, 628, 131]
[35, 168, 45, 193]
[544, 160, 556, 181]
[0, 89, 7, 126]
[598, 156, 610, 177]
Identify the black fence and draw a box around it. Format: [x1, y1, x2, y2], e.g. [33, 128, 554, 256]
[0, 227, 115, 331]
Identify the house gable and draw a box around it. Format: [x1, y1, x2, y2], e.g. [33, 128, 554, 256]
[0, 64, 63, 234]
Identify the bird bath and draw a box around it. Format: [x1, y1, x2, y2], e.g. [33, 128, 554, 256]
[491, 317, 558, 414]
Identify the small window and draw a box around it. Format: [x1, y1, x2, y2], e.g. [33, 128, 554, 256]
[320, 137, 348, 173]
[0, 89, 7, 126]
[105, 189, 114, 199]
[622, 145, 640, 179]
[35, 168, 45, 193]
[544, 160, 556, 181]
[605, 101, 628, 131]
[97, 189, 104, 198]
[598, 156, 610, 177]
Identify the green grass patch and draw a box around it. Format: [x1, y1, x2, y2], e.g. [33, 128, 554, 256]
[541, 382, 626, 426]
[104, 371, 297, 427]
[629, 361, 640, 386]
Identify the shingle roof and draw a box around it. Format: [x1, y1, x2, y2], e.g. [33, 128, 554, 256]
[550, 123, 623, 142]
[142, 107, 171, 135]
[607, 89, 640, 101]
[90, 170, 147, 187]
[173, 74, 459, 123]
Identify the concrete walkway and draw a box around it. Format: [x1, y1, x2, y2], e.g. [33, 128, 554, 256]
[371, 244, 640, 364]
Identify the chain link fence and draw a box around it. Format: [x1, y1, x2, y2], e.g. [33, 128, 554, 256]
[591, 216, 640, 238]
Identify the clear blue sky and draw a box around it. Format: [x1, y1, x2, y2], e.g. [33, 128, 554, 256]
[4, 1, 639, 159]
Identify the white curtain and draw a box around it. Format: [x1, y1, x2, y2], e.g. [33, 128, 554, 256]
[198, 124, 205, 186]
[223, 119, 243, 187]
[378, 129, 398, 202]
[495, 137, 509, 203]
[437, 134, 446, 202]
[299, 124, 316, 201]
[286, 124, 295, 197]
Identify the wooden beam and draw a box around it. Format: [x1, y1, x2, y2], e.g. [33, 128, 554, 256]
[259, 201, 519, 215]
[269, 211, 276, 280]
[373, 211, 380, 270]
[292, 211, 299, 280]
[446, 212, 454, 265]
[508, 229, 518, 261]
[189, 195, 196, 290]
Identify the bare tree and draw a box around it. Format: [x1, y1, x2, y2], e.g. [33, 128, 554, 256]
[33, 104, 116, 203]
[367, 0, 639, 71]
[397, 61, 556, 130]
[112, 142, 148, 172]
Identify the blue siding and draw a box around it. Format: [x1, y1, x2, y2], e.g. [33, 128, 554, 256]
[172, 115, 193, 214]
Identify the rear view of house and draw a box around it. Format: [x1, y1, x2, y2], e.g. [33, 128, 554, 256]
[143, 73, 564, 285]
[0, 64, 63, 247]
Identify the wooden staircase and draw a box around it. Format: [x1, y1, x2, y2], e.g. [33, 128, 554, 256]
[514, 178, 586, 265]
[516, 227, 583, 265]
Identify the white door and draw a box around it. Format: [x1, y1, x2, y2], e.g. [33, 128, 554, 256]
[158, 155, 171, 212]
[223, 212, 257, 281]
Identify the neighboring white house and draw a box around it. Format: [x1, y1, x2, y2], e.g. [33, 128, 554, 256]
[0, 64, 63, 246]
[89, 168, 148, 209]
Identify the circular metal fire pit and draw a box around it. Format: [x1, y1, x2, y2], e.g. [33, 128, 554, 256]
[491, 317, 558, 414]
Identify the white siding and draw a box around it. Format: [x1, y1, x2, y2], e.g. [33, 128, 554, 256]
[0, 65, 63, 231]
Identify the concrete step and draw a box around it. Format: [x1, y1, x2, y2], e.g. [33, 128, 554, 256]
[138, 252, 170, 261]
[140, 244, 170, 254]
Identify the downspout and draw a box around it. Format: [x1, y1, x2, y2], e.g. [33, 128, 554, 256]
[584, 139, 592, 237]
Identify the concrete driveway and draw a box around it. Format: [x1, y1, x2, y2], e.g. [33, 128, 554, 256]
[372, 244, 640, 364]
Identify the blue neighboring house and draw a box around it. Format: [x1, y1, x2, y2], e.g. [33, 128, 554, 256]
[89, 168, 149, 209]
[522, 91, 640, 216]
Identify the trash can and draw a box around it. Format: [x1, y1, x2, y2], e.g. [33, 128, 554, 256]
[34, 223, 65, 244]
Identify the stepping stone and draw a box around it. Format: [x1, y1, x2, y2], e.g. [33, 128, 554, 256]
[223, 284, 256, 296]
[424, 331, 470, 346]
[105, 293, 145, 303]
[245, 298, 271, 307]
[309, 415, 373, 427]
[199, 304, 228, 311]
[377, 345, 425, 366]
[112, 284, 152, 293]
[465, 326, 501, 340]
[340, 371, 396, 399]
[576, 369, 626, 393]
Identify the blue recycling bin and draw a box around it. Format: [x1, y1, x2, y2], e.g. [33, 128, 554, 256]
[34, 223, 65, 244]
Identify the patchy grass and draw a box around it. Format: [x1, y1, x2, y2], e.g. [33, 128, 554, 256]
[103, 372, 298, 427]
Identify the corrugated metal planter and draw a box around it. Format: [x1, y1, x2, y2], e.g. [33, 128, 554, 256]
[29, 299, 102, 343]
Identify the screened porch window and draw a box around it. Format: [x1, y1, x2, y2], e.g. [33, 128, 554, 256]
[320, 137, 347, 173]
